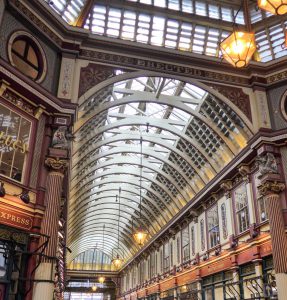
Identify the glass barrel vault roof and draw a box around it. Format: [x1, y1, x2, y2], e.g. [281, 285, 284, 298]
[68, 76, 254, 267]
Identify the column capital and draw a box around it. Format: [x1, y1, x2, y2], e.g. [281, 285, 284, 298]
[45, 156, 68, 172]
[258, 180, 285, 197]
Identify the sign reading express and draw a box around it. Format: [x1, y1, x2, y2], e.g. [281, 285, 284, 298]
[0, 206, 32, 230]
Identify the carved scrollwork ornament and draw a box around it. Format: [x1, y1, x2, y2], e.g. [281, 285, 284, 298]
[45, 157, 68, 171]
[258, 181, 285, 197]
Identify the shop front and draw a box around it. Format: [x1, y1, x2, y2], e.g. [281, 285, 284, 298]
[0, 225, 29, 299]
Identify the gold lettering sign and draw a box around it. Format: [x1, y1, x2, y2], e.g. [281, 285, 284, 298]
[0, 131, 28, 153]
[0, 206, 32, 231]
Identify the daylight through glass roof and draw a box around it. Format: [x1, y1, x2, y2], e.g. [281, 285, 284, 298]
[45, 0, 287, 62]
[68, 76, 254, 267]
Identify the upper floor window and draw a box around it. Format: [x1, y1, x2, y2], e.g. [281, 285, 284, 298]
[221, 203, 228, 239]
[8, 31, 47, 82]
[176, 237, 180, 264]
[200, 219, 205, 251]
[163, 242, 170, 272]
[234, 184, 250, 233]
[207, 205, 220, 248]
[191, 225, 195, 256]
[150, 252, 156, 278]
[170, 242, 173, 267]
[0, 103, 31, 183]
[254, 172, 268, 222]
[182, 226, 190, 262]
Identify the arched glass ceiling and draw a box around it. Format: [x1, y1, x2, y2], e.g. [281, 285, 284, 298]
[69, 249, 113, 271]
[44, 0, 287, 62]
[68, 76, 254, 265]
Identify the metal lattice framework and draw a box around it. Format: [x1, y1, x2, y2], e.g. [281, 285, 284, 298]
[68, 76, 254, 266]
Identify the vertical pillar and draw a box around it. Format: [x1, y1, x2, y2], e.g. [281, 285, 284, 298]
[195, 280, 202, 300]
[253, 260, 264, 298]
[231, 268, 241, 300]
[259, 177, 286, 300]
[32, 153, 68, 300]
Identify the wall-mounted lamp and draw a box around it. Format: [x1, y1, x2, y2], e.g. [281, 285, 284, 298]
[202, 253, 209, 261]
[20, 189, 30, 204]
[0, 182, 5, 197]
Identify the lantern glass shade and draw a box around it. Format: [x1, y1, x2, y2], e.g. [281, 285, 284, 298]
[91, 285, 97, 292]
[98, 276, 105, 284]
[220, 31, 256, 68]
[111, 254, 123, 269]
[258, 0, 287, 15]
[133, 228, 148, 246]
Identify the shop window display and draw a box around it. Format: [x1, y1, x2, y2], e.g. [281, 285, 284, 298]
[0, 103, 31, 182]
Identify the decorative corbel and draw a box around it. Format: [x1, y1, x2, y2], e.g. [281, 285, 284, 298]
[238, 164, 251, 183]
[220, 180, 233, 198]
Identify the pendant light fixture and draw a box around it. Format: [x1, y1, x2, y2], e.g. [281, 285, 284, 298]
[98, 276, 105, 284]
[220, 0, 256, 68]
[258, 0, 287, 15]
[111, 188, 123, 269]
[98, 225, 106, 284]
[133, 135, 148, 246]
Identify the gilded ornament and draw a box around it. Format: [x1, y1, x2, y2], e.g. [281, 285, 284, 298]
[45, 157, 68, 171]
[258, 181, 285, 196]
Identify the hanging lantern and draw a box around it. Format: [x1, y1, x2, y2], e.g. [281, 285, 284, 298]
[220, 31, 256, 68]
[98, 276, 105, 284]
[133, 227, 148, 246]
[91, 285, 97, 292]
[111, 254, 123, 269]
[258, 0, 287, 15]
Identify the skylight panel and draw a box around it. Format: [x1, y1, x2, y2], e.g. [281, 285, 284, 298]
[195, 1, 207, 17]
[168, 0, 180, 11]
[171, 108, 191, 122]
[208, 4, 219, 19]
[221, 7, 232, 22]
[154, 0, 166, 8]
[182, 0, 193, 13]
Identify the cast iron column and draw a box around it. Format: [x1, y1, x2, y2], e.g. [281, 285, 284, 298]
[32, 150, 68, 300]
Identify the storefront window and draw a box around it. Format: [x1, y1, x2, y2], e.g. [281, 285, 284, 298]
[207, 205, 220, 248]
[234, 184, 250, 233]
[202, 271, 233, 300]
[182, 226, 190, 262]
[263, 257, 277, 298]
[0, 104, 31, 182]
[178, 282, 197, 300]
[239, 263, 257, 299]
